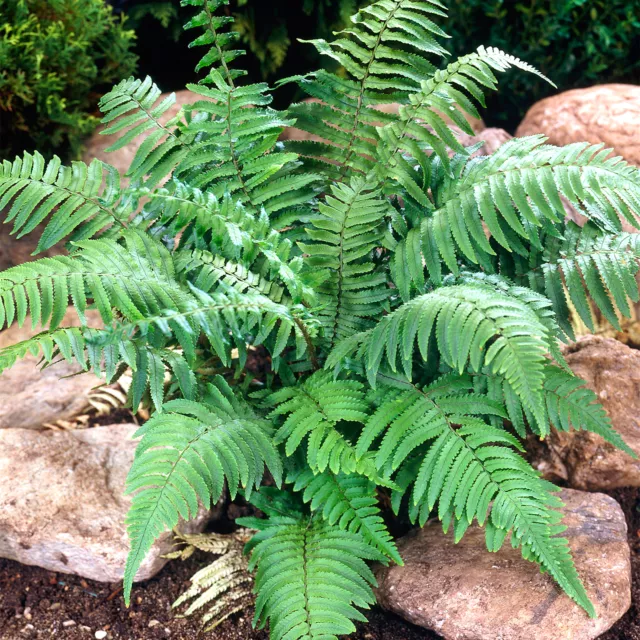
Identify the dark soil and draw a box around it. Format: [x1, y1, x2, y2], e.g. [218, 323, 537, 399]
[1, 489, 638, 640]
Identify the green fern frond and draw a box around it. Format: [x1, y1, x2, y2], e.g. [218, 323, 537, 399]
[506, 222, 640, 334]
[0, 325, 196, 410]
[0, 152, 127, 252]
[0, 234, 187, 331]
[395, 137, 640, 288]
[265, 371, 374, 477]
[285, 0, 449, 177]
[181, 0, 245, 80]
[123, 375, 283, 603]
[301, 177, 391, 345]
[290, 468, 402, 564]
[376, 47, 553, 196]
[99, 77, 190, 188]
[328, 283, 551, 430]
[363, 374, 595, 617]
[99, 284, 313, 367]
[239, 513, 385, 640]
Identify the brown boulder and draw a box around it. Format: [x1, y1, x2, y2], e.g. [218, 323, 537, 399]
[531, 336, 640, 490]
[516, 85, 640, 166]
[0, 308, 104, 430]
[376, 489, 630, 640]
[0, 424, 210, 583]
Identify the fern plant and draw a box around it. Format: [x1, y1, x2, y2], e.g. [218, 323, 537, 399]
[1, 0, 639, 636]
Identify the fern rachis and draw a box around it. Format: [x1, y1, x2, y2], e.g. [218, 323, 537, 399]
[0, 0, 639, 637]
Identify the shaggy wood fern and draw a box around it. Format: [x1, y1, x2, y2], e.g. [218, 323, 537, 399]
[1, 0, 639, 635]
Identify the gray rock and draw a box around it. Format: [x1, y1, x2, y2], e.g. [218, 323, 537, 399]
[0, 424, 210, 582]
[375, 489, 631, 640]
[516, 84, 640, 167]
[0, 308, 104, 430]
[531, 336, 640, 490]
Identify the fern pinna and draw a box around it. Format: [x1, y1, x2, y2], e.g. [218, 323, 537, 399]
[1, 0, 639, 635]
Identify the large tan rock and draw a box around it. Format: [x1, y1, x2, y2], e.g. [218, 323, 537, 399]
[516, 85, 640, 166]
[0, 424, 210, 583]
[82, 89, 210, 178]
[0, 308, 104, 430]
[531, 336, 640, 490]
[376, 489, 631, 640]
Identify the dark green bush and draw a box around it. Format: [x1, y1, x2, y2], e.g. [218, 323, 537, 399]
[0, 0, 138, 160]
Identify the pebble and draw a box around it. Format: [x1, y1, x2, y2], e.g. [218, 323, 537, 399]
[148, 620, 160, 628]
[23, 607, 32, 620]
[95, 632, 107, 640]
[80, 626, 92, 633]
[62, 620, 76, 627]
[49, 602, 61, 611]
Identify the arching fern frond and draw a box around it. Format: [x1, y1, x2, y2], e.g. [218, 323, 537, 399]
[0, 326, 196, 409]
[239, 512, 385, 640]
[328, 283, 552, 430]
[99, 77, 191, 188]
[396, 138, 640, 288]
[505, 222, 640, 334]
[376, 48, 554, 197]
[0, 152, 127, 252]
[363, 374, 595, 617]
[123, 375, 283, 603]
[290, 468, 402, 564]
[0, 234, 187, 331]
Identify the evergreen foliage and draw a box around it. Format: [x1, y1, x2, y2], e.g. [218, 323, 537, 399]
[0, 0, 137, 160]
[1, 0, 639, 636]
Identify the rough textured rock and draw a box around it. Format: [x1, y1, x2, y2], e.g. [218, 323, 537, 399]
[0, 308, 104, 430]
[530, 336, 640, 490]
[0, 424, 210, 582]
[375, 489, 631, 640]
[516, 85, 640, 166]
[82, 89, 212, 178]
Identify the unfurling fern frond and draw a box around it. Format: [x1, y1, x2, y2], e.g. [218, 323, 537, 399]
[363, 374, 595, 616]
[239, 512, 385, 640]
[123, 376, 283, 603]
[0, 152, 127, 252]
[290, 468, 402, 564]
[328, 283, 552, 430]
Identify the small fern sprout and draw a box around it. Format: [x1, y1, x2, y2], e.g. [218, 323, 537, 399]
[1, 0, 639, 636]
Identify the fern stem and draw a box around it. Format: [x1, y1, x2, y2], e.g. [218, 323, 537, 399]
[295, 318, 319, 370]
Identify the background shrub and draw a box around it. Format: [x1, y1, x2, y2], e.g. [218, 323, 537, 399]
[0, 0, 138, 160]
[113, 0, 640, 130]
